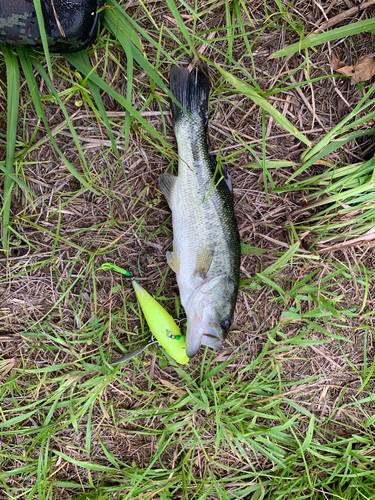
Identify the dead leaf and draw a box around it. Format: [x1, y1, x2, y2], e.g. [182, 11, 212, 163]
[0, 358, 18, 380]
[214, 350, 233, 362]
[160, 379, 186, 396]
[332, 54, 375, 85]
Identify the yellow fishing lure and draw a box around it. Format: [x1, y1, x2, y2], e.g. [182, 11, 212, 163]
[97, 263, 189, 365]
[131, 280, 189, 365]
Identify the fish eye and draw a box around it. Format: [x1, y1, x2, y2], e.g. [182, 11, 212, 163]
[220, 317, 231, 330]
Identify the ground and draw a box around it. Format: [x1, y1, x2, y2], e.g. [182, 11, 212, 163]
[1, 0, 375, 499]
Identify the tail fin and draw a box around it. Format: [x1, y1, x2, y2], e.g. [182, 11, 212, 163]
[169, 65, 210, 129]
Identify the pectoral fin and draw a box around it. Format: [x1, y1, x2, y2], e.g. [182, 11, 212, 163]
[166, 251, 180, 274]
[159, 173, 177, 208]
[194, 247, 214, 277]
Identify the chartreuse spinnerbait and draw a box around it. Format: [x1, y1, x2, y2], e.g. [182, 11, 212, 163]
[97, 263, 189, 365]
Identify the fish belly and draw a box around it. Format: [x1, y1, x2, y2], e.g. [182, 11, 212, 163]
[170, 155, 231, 308]
[170, 165, 205, 308]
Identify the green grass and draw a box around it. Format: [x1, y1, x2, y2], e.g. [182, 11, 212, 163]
[1, 0, 375, 498]
[1, 295, 375, 499]
[1, 44, 19, 255]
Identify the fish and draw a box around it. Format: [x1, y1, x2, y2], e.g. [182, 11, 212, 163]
[158, 65, 241, 358]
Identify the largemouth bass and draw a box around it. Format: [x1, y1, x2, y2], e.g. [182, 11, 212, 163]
[159, 65, 240, 358]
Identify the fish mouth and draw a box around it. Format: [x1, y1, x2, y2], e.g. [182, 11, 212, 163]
[186, 324, 223, 358]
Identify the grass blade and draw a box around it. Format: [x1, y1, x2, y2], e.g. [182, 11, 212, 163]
[1, 45, 19, 254]
[164, 0, 198, 59]
[104, 0, 143, 50]
[32, 0, 53, 80]
[263, 242, 300, 276]
[102, 16, 134, 151]
[17, 47, 100, 195]
[271, 18, 375, 58]
[30, 57, 90, 172]
[64, 53, 170, 150]
[213, 63, 312, 147]
[288, 129, 375, 182]
[70, 50, 120, 158]
[103, 8, 186, 112]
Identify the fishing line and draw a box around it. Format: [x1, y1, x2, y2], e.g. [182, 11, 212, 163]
[96, 263, 188, 365]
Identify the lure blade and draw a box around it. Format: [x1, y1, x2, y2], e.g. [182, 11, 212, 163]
[132, 280, 189, 365]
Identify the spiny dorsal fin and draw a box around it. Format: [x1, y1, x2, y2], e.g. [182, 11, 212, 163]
[209, 153, 233, 197]
[159, 173, 177, 208]
[221, 163, 233, 196]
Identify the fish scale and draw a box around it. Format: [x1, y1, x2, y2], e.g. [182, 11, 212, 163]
[173, 119, 232, 280]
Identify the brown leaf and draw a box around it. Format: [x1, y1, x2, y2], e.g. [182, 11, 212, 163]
[160, 379, 186, 396]
[332, 54, 375, 85]
[0, 358, 18, 380]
